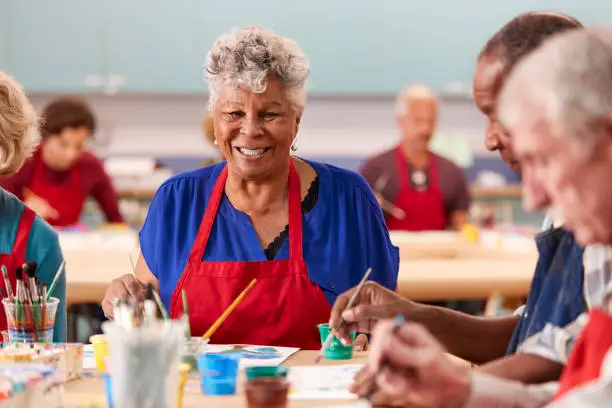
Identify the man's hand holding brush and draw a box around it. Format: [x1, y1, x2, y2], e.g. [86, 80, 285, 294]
[360, 318, 471, 408]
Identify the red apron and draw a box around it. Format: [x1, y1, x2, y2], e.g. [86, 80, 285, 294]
[386, 146, 447, 231]
[27, 148, 86, 227]
[554, 309, 612, 400]
[0, 206, 35, 330]
[169, 161, 331, 349]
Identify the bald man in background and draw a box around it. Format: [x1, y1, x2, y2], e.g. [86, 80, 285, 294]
[360, 85, 470, 232]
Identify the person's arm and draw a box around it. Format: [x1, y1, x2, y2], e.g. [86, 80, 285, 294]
[26, 217, 66, 342]
[478, 353, 563, 383]
[135, 253, 159, 289]
[411, 303, 520, 364]
[465, 372, 557, 408]
[332, 282, 519, 364]
[451, 211, 469, 231]
[364, 319, 556, 408]
[448, 165, 471, 231]
[90, 159, 124, 223]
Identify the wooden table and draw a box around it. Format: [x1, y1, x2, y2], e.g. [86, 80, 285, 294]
[63, 251, 537, 307]
[63, 351, 367, 407]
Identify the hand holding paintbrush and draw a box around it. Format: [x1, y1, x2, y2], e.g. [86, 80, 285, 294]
[362, 315, 472, 407]
[315, 268, 372, 363]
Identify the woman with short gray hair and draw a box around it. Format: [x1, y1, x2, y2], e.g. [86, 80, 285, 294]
[102, 26, 398, 349]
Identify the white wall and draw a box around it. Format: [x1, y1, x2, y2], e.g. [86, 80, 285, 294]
[28, 95, 490, 158]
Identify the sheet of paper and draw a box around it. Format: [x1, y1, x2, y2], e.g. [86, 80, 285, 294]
[323, 403, 372, 408]
[202, 344, 300, 368]
[288, 364, 363, 400]
[82, 343, 299, 370]
[83, 344, 95, 370]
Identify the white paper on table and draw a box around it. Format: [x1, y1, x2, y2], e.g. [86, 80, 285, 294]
[288, 364, 363, 400]
[202, 344, 299, 368]
[83, 344, 95, 370]
[323, 403, 372, 408]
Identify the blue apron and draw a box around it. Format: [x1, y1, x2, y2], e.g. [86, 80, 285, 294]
[506, 227, 585, 355]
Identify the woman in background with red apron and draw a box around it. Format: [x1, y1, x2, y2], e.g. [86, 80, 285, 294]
[0, 97, 123, 228]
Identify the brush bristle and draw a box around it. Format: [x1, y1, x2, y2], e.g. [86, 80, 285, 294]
[146, 283, 154, 300]
[26, 262, 37, 276]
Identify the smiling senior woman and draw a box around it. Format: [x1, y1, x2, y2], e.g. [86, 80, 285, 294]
[102, 26, 399, 349]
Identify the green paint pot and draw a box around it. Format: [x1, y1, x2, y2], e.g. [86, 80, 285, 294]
[317, 323, 356, 360]
[245, 366, 289, 380]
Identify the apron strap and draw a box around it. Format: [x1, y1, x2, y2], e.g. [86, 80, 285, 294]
[12, 206, 35, 266]
[287, 160, 303, 260]
[188, 160, 305, 264]
[395, 146, 411, 189]
[427, 152, 440, 188]
[188, 165, 228, 264]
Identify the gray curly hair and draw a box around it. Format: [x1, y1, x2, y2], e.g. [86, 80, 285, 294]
[205, 26, 310, 114]
[0, 71, 38, 177]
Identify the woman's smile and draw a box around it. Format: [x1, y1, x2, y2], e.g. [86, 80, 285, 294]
[235, 146, 272, 158]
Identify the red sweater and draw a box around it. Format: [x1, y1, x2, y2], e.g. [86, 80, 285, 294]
[0, 150, 124, 223]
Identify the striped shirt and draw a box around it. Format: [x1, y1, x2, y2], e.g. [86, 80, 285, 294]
[465, 242, 612, 408]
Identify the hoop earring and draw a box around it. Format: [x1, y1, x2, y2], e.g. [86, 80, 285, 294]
[291, 139, 298, 152]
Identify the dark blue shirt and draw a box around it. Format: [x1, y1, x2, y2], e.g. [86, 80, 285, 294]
[140, 160, 400, 311]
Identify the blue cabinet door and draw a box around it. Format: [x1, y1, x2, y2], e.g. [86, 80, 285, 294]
[4, 0, 105, 93]
[105, 0, 204, 93]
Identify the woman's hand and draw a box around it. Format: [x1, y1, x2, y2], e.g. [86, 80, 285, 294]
[330, 282, 416, 346]
[101, 274, 147, 319]
[366, 319, 472, 408]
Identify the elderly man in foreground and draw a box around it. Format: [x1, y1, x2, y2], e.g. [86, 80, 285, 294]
[335, 16, 590, 406]
[366, 28, 612, 408]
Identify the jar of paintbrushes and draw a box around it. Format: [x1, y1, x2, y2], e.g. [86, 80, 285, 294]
[102, 290, 186, 408]
[0, 262, 63, 343]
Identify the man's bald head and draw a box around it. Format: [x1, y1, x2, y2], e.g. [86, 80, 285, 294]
[479, 12, 583, 73]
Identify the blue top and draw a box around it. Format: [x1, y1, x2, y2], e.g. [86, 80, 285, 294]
[140, 160, 400, 311]
[0, 189, 66, 342]
[506, 227, 585, 361]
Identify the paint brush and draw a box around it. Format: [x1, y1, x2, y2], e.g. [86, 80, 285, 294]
[129, 252, 137, 278]
[23, 262, 38, 302]
[46, 261, 65, 301]
[143, 284, 157, 323]
[41, 283, 47, 335]
[1, 266, 13, 302]
[364, 314, 405, 400]
[182, 289, 191, 339]
[373, 175, 406, 220]
[202, 278, 258, 342]
[315, 267, 372, 364]
[151, 287, 168, 320]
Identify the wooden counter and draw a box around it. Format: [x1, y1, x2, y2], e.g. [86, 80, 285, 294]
[117, 185, 523, 201]
[63, 249, 537, 306]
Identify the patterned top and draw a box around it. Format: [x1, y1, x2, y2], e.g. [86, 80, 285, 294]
[517, 215, 609, 364]
[465, 241, 612, 408]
